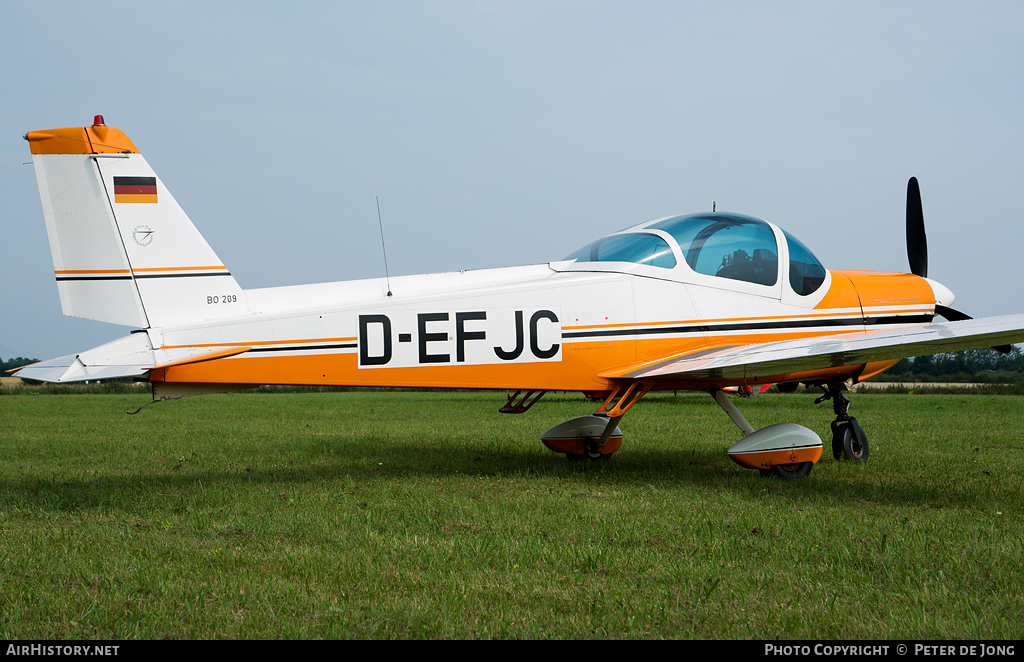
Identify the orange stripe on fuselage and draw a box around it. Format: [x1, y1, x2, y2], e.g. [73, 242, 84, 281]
[563, 311, 863, 331]
[55, 266, 229, 275]
[161, 337, 357, 350]
[132, 266, 228, 273]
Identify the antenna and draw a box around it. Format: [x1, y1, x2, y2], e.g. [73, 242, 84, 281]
[376, 196, 393, 297]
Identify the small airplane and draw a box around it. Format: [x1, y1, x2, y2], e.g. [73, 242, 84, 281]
[15, 116, 1024, 478]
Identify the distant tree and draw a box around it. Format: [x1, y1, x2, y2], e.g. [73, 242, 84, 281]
[0, 357, 40, 374]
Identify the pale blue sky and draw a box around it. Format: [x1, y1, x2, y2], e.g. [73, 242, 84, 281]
[3, 1, 1023, 360]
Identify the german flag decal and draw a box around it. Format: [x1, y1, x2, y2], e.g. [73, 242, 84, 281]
[113, 176, 157, 203]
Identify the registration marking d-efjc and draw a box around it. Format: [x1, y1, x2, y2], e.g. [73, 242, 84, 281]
[358, 308, 561, 368]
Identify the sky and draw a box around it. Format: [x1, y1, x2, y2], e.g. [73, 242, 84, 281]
[2, 1, 1023, 361]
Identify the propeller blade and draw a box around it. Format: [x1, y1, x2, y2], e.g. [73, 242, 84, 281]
[935, 305, 971, 322]
[907, 177, 928, 278]
[934, 306, 1011, 353]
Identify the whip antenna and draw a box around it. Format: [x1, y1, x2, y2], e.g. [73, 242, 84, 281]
[376, 196, 393, 297]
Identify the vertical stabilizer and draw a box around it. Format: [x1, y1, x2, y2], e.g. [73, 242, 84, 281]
[26, 117, 247, 329]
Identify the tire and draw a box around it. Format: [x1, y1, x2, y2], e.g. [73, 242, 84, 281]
[832, 419, 869, 462]
[771, 462, 813, 479]
[831, 421, 847, 460]
[565, 452, 611, 462]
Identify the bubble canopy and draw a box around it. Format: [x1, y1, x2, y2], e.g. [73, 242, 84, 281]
[563, 212, 827, 296]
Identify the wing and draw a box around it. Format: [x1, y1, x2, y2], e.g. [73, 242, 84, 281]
[607, 314, 1024, 383]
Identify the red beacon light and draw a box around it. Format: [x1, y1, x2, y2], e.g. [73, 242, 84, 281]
[93, 115, 105, 126]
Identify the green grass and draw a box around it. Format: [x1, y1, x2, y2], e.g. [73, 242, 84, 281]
[1, 390, 1023, 639]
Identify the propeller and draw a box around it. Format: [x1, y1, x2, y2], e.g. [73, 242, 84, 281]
[906, 177, 928, 279]
[906, 177, 1011, 353]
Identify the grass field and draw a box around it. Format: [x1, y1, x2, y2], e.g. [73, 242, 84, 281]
[1, 389, 1023, 639]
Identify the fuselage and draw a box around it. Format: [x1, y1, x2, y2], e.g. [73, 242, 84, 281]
[149, 224, 939, 393]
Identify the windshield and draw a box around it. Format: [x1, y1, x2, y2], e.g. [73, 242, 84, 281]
[564, 232, 676, 269]
[648, 214, 778, 286]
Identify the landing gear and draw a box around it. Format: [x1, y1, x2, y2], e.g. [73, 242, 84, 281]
[831, 419, 869, 462]
[770, 462, 813, 479]
[713, 389, 823, 478]
[565, 440, 614, 462]
[816, 383, 869, 462]
[541, 416, 623, 461]
[541, 381, 654, 461]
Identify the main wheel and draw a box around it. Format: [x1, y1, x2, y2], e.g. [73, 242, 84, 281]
[565, 451, 611, 461]
[566, 439, 613, 461]
[771, 462, 813, 479]
[831, 419, 869, 462]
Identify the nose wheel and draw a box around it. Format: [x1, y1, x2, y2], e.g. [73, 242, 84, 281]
[831, 418, 869, 461]
[816, 383, 869, 462]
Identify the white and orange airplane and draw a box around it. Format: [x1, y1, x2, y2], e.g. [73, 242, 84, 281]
[15, 116, 1024, 478]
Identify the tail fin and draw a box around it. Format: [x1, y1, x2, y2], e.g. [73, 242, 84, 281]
[25, 116, 246, 328]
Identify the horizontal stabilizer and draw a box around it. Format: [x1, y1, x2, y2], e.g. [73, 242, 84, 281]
[12, 353, 149, 383]
[12, 333, 250, 383]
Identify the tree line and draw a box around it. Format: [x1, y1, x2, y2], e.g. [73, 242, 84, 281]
[876, 347, 1024, 382]
[1, 357, 40, 374]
